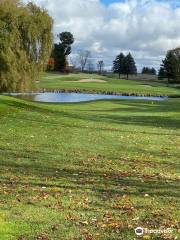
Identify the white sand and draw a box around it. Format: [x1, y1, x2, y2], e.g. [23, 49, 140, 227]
[139, 84, 152, 87]
[68, 79, 106, 83]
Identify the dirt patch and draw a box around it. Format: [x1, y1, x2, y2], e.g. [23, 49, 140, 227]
[67, 79, 107, 83]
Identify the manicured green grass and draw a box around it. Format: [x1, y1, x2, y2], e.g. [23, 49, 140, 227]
[0, 94, 180, 239]
[38, 72, 180, 97]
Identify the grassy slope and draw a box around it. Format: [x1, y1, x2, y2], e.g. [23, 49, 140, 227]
[38, 72, 180, 97]
[0, 94, 180, 239]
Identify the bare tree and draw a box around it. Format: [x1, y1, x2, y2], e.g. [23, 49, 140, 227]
[87, 59, 95, 73]
[97, 60, 104, 74]
[78, 50, 91, 72]
[69, 56, 78, 69]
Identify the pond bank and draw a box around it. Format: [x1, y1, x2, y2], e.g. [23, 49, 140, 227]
[39, 88, 167, 98]
[6, 92, 167, 103]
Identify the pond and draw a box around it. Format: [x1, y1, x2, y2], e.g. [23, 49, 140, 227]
[6, 92, 167, 103]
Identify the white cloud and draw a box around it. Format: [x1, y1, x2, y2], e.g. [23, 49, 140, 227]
[22, 0, 180, 71]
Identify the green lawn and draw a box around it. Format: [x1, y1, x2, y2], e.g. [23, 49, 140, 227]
[0, 73, 180, 239]
[38, 72, 180, 97]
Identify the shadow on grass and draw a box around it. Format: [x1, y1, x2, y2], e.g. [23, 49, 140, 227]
[0, 97, 180, 199]
[1, 98, 180, 131]
[0, 158, 180, 199]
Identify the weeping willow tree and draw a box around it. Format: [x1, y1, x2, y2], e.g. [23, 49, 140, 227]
[0, 0, 53, 92]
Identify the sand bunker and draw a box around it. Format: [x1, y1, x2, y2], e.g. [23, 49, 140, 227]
[139, 84, 152, 87]
[68, 79, 106, 83]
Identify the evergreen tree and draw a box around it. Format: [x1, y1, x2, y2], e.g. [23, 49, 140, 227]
[0, 0, 53, 92]
[117, 53, 125, 78]
[113, 53, 125, 78]
[162, 51, 175, 82]
[52, 32, 74, 72]
[142, 67, 147, 74]
[151, 68, 156, 75]
[158, 67, 166, 80]
[124, 53, 137, 79]
[113, 58, 118, 73]
[159, 47, 180, 83]
[172, 47, 180, 83]
[113, 52, 137, 79]
[142, 67, 156, 75]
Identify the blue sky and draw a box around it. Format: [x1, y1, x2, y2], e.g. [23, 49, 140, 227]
[101, 0, 120, 5]
[101, 0, 180, 8]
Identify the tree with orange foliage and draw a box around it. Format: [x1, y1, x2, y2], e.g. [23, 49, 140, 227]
[47, 58, 55, 71]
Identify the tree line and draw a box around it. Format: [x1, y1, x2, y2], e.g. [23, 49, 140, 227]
[142, 67, 156, 75]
